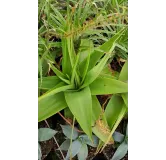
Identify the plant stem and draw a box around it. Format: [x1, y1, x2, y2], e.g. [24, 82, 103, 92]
[44, 120, 65, 160]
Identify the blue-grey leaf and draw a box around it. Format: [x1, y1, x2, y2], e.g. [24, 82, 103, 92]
[65, 140, 82, 160]
[113, 131, 125, 143]
[58, 139, 70, 151]
[60, 125, 78, 140]
[79, 135, 99, 147]
[38, 143, 42, 160]
[77, 143, 88, 160]
[38, 128, 57, 142]
[111, 141, 128, 160]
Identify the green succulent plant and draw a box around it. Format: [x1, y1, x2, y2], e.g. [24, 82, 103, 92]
[38, 0, 128, 151]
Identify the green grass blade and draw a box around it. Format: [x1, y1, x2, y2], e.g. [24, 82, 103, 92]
[50, 4, 65, 24]
[64, 87, 92, 139]
[89, 76, 128, 95]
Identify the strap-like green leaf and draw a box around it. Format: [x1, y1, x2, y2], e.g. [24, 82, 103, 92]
[90, 77, 128, 95]
[91, 96, 102, 126]
[101, 104, 127, 151]
[79, 27, 127, 73]
[61, 38, 72, 76]
[122, 93, 128, 106]
[119, 60, 128, 107]
[71, 52, 81, 86]
[105, 95, 124, 129]
[78, 39, 94, 64]
[81, 28, 127, 88]
[119, 60, 128, 82]
[38, 92, 67, 122]
[81, 50, 113, 88]
[49, 63, 70, 84]
[38, 76, 60, 90]
[39, 83, 74, 101]
[64, 87, 92, 139]
[91, 96, 113, 143]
